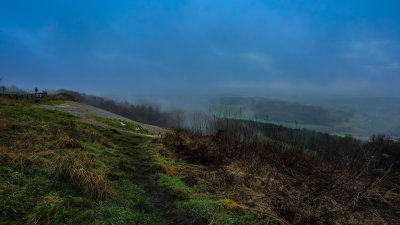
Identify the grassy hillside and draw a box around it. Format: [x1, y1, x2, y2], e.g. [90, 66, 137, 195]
[0, 96, 256, 225]
[57, 89, 183, 127]
[1, 95, 399, 224]
[0, 97, 164, 224]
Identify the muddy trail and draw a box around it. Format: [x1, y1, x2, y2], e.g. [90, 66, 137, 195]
[39, 101, 204, 224]
[129, 143, 206, 225]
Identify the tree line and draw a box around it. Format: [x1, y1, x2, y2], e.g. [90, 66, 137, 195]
[57, 89, 184, 127]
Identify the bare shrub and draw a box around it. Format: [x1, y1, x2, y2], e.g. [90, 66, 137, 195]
[162, 116, 400, 224]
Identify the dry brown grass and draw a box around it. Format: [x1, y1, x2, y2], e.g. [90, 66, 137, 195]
[162, 128, 400, 225]
[203, 159, 394, 224]
[0, 125, 57, 172]
[55, 130, 84, 149]
[54, 151, 108, 200]
[0, 101, 109, 201]
[0, 128, 108, 201]
[85, 129, 114, 148]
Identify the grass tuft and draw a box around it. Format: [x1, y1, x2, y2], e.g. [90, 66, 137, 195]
[54, 151, 108, 200]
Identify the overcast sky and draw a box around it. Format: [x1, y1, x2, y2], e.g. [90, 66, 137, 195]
[1, 0, 400, 98]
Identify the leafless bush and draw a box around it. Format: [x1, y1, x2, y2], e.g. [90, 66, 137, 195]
[162, 115, 400, 224]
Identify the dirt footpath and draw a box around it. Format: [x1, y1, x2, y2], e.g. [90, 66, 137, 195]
[37, 101, 167, 137]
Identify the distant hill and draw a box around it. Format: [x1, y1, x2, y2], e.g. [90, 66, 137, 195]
[211, 96, 355, 130]
[297, 96, 400, 140]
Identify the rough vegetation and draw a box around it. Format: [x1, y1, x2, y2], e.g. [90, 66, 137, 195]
[0, 96, 168, 224]
[0, 95, 253, 224]
[1, 94, 399, 224]
[161, 117, 400, 224]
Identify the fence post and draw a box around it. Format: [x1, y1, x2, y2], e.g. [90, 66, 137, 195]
[1, 92, 50, 100]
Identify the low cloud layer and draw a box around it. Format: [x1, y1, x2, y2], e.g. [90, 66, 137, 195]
[1, 0, 399, 97]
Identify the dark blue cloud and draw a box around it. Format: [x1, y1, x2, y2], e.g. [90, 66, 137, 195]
[1, 0, 399, 96]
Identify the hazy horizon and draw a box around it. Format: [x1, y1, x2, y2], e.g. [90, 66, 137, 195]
[1, 0, 400, 98]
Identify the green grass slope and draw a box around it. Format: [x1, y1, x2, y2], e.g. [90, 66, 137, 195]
[0, 97, 167, 224]
[0, 96, 255, 225]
